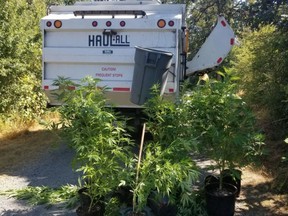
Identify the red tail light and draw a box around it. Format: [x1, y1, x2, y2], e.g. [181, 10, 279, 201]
[168, 20, 174, 27]
[120, 21, 126, 27]
[46, 21, 52, 27]
[106, 21, 112, 27]
[217, 57, 223, 64]
[92, 21, 98, 27]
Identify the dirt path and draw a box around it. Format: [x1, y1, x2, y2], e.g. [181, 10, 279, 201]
[235, 167, 288, 216]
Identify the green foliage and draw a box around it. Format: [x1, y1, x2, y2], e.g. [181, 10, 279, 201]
[176, 189, 207, 216]
[54, 76, 132, 212]
[230, 21, 288, 193]
[45, 0, 77, 5]
[132, 140, 199, 212]
[129, 85, 200, 213]
[186, 0, 238, 59]
[144, 85, 198, 148]
[243, 0, 288, 30]
[232, 25, 288, 132]
[3, 185, 79, 209]
[183, 72, 264, 189]
[184, 0, 288, 61]
[104, 197, 121, 216]
[0, 0, 47, 119]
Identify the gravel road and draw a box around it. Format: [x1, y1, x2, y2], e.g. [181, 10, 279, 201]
[0, 143, 79, 216]
[1, 139, 287, 216]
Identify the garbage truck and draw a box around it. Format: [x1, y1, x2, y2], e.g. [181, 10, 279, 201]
[41, 0, 235, 107]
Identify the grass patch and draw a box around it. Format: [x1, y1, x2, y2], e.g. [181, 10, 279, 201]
[0, 116, 35, 140]
[0, 111, 61, 171]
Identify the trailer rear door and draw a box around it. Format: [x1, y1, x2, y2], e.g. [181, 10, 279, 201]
[41, 4, 185, 107]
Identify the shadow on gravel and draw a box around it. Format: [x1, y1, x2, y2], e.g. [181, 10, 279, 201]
[2, 130, 288, 216]
[0, 130, 79, 216]
[193, 154, 218, 185]
[26, 143, 78, 188]
[0, 130, 78, 188]
[235, 182, 288, 216]
[1, 206, 77, 216]
[193, 154, 288, 216]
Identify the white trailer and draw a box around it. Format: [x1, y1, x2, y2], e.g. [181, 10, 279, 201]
[41, 0, 235, 107]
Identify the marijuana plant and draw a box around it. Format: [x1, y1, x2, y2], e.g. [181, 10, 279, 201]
[54, 76, 132, 213]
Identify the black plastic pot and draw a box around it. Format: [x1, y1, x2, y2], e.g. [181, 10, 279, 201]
[76, 188, 105, 216]
[205, 183, 237, 216]
[114, 186, 133, 206]
[120, 207, 153, 216]
[78, 187, 90, 207]
[204, 175, 219, 186]
[221, 169, 242, 197]
[76, 204, 105, 216]
[204, 170, 242, 198]
[147, 192, 177, 216]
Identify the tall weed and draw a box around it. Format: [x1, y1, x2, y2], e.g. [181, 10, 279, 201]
[231, 25, 288, 136]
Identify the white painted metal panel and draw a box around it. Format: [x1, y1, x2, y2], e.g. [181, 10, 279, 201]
[44, 63, 133, 81]
[46, 4, 185, 15]
[43, 48, 133, 63]
[41, 17, 182, 30]
[186, 16, 235, 75]
[44, 31, 176, 48]
[41, 2, 185, 107]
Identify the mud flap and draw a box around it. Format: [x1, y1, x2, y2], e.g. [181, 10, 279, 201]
[186, 16, 235, 76]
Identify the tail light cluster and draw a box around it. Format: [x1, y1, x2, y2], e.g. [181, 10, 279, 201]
[46, 20, 62, 28]
[157, 19, 175, 28]
[45, 19, 175, 29]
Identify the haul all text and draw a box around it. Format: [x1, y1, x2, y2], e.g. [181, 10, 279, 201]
[88, 34, 130, 47]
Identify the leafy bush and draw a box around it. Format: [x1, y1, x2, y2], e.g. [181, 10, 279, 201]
[231, 25, 288, 135]
[54, 76, 132, 212]
[132, 86, 200, 213]
[144, 85, 199, 149]
[131, 139, 199, 212]
[0, 0, 47, 119]
[182, 72, 264, 189]
[230, 25, 288, 192]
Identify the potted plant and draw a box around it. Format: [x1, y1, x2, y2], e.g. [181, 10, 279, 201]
[119, 86, 200, 215]
[120, 130, 199, 216]
[183, 71, 264, 216]
[54, 76, 132, 216]
[204, 169, 242, 197]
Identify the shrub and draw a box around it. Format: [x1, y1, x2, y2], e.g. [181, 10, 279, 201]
[182, 72, 264, 189]
[0, 0, 47, 119]
[231, 25, 288, 134]
[132, 85, 200, 213]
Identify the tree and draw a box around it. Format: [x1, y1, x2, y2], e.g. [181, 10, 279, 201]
[184, 0, 244, 59]
[244, 0, 288, 30]
[0, 0, 47, 118]
[182, 0, 288, 58]
[45, 0, 77, 5]
[231, 25, 288, 136]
